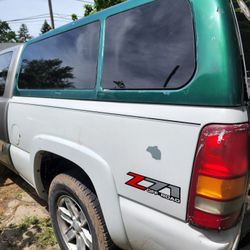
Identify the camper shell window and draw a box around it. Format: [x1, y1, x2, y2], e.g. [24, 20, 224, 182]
[102, 0, 195, 90]
[18, 22, 100, 90]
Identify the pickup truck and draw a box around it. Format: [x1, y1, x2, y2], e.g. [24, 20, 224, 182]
[0, 0, 250, 250]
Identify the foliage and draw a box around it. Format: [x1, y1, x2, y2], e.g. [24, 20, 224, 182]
[84, 4, 96, 16]
[0, 216, 58, 249]
[35, 218, 58, 248]
[72, 0, 126, 20]
[20, 216, 58, 248]
[233, 0, 250, 70]
[40, 20, 52, 34]
[20, 216, 40, 230]
[0, 21, 16, 42]
[71, 14, 78, 21]
[84, 0, 126, 16]
[19, 58, 74, 89]
[17, 24, 32, 42]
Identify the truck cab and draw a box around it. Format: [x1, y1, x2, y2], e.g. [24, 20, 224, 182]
[0, 45, 23, 169]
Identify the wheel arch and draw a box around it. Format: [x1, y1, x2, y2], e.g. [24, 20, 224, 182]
[30, 134, 130, 249]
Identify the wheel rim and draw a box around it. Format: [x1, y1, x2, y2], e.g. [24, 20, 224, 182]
[56, 195, 93, 250]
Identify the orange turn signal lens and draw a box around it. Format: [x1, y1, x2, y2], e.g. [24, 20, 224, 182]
[197, 175, 247, 201]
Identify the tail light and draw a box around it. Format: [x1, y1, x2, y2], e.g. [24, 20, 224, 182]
[188, 123, 249, 230]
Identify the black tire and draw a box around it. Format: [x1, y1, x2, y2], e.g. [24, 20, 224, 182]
[49, 173, 116, 250]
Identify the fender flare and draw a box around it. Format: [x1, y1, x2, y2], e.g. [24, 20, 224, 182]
[30, 134, 130, 249]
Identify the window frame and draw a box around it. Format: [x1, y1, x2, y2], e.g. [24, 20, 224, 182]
[101, 0, 196, 91]
[15, 20, 101, 100]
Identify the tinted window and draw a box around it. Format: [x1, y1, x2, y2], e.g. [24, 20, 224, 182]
[0, 52, 12, 96]
[102, 0, 195, 90]
[18, 22, 100, 90]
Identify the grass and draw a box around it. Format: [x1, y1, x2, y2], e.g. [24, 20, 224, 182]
[36, 218, 58, 248]
[0, 215, 59, 250]
[19, 216, 40, 229]
[19, 216, 58, 248]
[15, 191, 23, 200]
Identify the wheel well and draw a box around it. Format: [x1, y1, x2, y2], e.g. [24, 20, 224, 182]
[39, 152, 96, 197]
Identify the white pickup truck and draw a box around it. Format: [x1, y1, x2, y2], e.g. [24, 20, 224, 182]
[0, 0, 250, 250]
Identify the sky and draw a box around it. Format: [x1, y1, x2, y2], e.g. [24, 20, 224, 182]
[0, 0, 94, 38]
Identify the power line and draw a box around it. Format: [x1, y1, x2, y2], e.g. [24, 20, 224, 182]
[4, 13, 72, 23]
[6, 18, 72, 24]
[7, 20, 68, 25]
[73, 0, 93, 4]
[6, 17, 72, 25]
[5, 15, 51, 22]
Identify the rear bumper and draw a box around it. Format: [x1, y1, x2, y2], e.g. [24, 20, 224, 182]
[120, 197, 241, 250]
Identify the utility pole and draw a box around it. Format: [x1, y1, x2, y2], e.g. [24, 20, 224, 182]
[48, 0, 55, 29]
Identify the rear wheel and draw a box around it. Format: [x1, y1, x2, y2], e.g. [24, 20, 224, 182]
[49, 173, 115, 250]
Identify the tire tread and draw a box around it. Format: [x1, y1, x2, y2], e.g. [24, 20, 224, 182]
[49, 173, 117, 250]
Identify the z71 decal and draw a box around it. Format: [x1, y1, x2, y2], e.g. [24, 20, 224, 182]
[126, 172, 181, 204]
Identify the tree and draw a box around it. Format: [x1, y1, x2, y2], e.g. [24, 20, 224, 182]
[0, 21, 16, 42]
[40, 20, 52, 34]
[84, 0, 126, 16]
[84, 4, 95, 16]
[17, 24, 31, 42]
[71, 14, 78, 21]
[19, 59, 74, 89]
[72, 0, 126, 20]
[233, 0, 250, 69]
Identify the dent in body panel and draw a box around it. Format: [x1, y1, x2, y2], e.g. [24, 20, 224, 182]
[7, 99, 200, 219]
[120, 197, 239, 250]
[7, 98, 248, 249]
[8, 98, 249, 221]
[202, 123, 248, 146]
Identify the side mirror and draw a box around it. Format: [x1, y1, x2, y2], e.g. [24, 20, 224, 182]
[237, 0, 250, 21]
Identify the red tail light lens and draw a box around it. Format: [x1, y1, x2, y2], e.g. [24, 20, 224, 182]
[188, 123, 249, 230]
